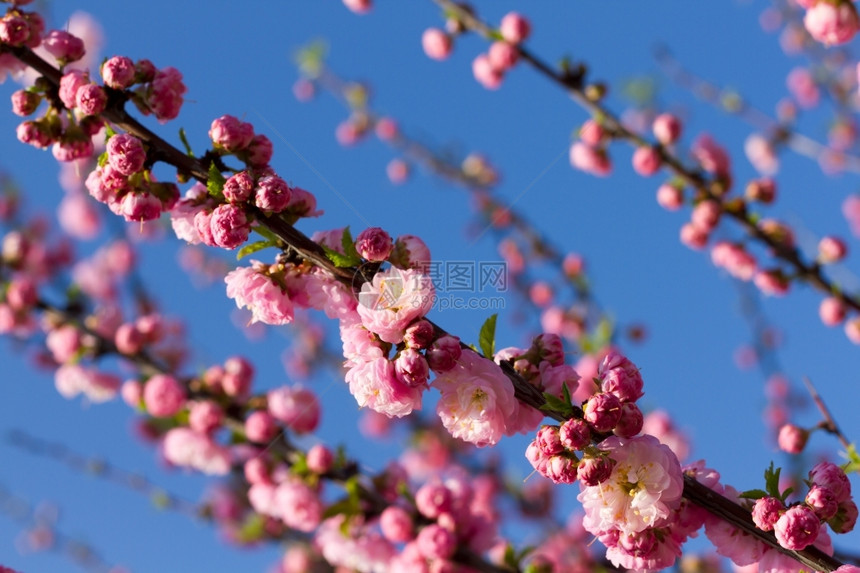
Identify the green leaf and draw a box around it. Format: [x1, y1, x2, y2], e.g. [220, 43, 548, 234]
[104, 124, 117, 139]
[322, 498, 359, 521]
[841, 443, 860, 474]
[207, 163, 226, 198]
[178, 127, 194, 156]
[540, 392, 574, 418]
[340, 226, 362, 261]
[478, 313, 498, 359]
[237, 239, 277, 261]
[738, 489, 768, 500]
[323, 244, 361, 268]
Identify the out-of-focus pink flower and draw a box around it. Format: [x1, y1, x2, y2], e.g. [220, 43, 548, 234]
[804, 1, 859, 46]
[225, 263, 294, 325]
[422, 28, 452, 60]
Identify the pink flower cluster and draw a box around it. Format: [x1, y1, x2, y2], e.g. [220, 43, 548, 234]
[470, 12, 529, 90]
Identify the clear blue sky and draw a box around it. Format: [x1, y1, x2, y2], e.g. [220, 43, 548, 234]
[0, 1, 858, 571]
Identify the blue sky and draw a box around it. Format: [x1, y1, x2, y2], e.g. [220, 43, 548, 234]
[0, 1, 859, 571]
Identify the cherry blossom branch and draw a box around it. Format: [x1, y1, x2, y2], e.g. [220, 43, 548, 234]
[429, 0, 860, 322]
[296, 60, 612, 342]
[653, 44, 860, 174]
[5, 430, 205, 520]
[803, 376, 852, 451]
[0, 29, 846, 571]
[0, 483, 125, 573]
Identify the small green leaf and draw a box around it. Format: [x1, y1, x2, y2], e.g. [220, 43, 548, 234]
[104, 124, 117, 139]
[340, 226, 362, 261]
[478, 313, 498, 359]
[237, 240, 277, 261]
[97, 151, 108, 168]
[323, 244, 361, 268]
[540, 392, 574, 418]
[207, 163, 226, 198]
[842, 443, 860, 474]
[738, 489, 768, 500]
[178, 127, 194, 156]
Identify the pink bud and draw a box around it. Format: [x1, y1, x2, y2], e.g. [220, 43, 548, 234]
[306, 444, 334, 474]
[223, 171, 254, 203]
[500, 12, 531, 44]
[577, 455, 614, 486]
[472, 53, 503, 90]
[632, 146, 664, 177]
[343, 0, 372, 14]
[807, 484, 839, 521]
[267, 386, 320, 434]
[101, 56, 136, 89]
[777, 423, 808, 454]
[422, 28, 452, 60]
[143, 374, 186, 417]
[42, 30, 85, 63]
[120, 192, 162, 222]
[210, 203, 250, 250]
[818, 236, 847, 263]
[10, 90, 40, 116]
[559, 418, 591, 451]
[488, 41, 518, 71]
[583, 392, 622, 433]
[774, 505, 820, 550]
[415, 483, 452, 519]
[404, 319, 434, 349]
[355, 227, 393, 262]
[752, 496, 784, 531]
[819, 297, 846, 326]
[380, 506, 413, 542]
[188, 400, 224, 435]
[656, 183, 683, 210]
[390, 234, 431, 270]
[244, 410, 278, 444]
[394, 348, 430, 387]
[107, 134, 147, 176]
[426, 335, 461, 372]
[652, 113, 682, 145]
[254, 175, 291, 213]
[746, 178, 776, 203]
[209, 115, 254, 152]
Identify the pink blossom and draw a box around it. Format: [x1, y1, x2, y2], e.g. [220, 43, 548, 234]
[58, 193, 101, 239]
[804, 1, 859, 46]
[222, 171, 254, 204]
[394, 348, 430, 387]
[745, 133, 779, 176]
[188, 400, 223, 435]
[267, 385, 320, 433]
[809, 461, 852, 503]
[380, 506, 413, 542]
[578, 435, 683, 535]
[11, 89, 40, 116]
[343, 0, 372, 14]
[390, 234, 431, 270]
[254, 174, 291, 213]
[711, 241, 757, 280]
[245, 134, 273, 167]
[314, 516, 396, 572]
[209, 203, 250, 249]
[416, 524, 456, 560]
[209, 114, 253, 152]
[746, 178, 777, 204]
[432, 350, 516, 447]
[422, 28, 452, 60]
[346, 356, 424, 417]
[357, 267, 434, 343]
[58, 70, 88, 109]
[101, 55, 135, 89]
[632, 146, 662, 176]
[691, 134, 731, 177]
[143, 374, 186, 417]
[583, 392, 622, 433]
[754, 269, 790, 296]
[46, 324, 81, 364]
[777, 423, 808, 454]
[244, 410, 278, 444]
[75, 83, 106, 116]
[145, 66, 186, 122]
[54, 364, 120, 403]
[652, 113, 682, 145]
[355, 227, 393, 262]
[500, 12, 531, 44]
[819, 297, 846, 326]
[162, 427, 230, 475]
[107, 134, 146, 176]
[752, 496, 784, 531]
[570, 142, 611, 176]
[845, 318, 860, 344]
[818, 236, 847, 263]
[224, 263, 294, 325]
[807, 485, 839, 521]
[42, 28, 86, 63]
[656, 183, 683, 210]
[276, 478, 323, 532]
[472, 53, 503, 90]
[787, 67, 820, 109]
[488, 41, 519, 71]
[773, 504, 820, 550]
